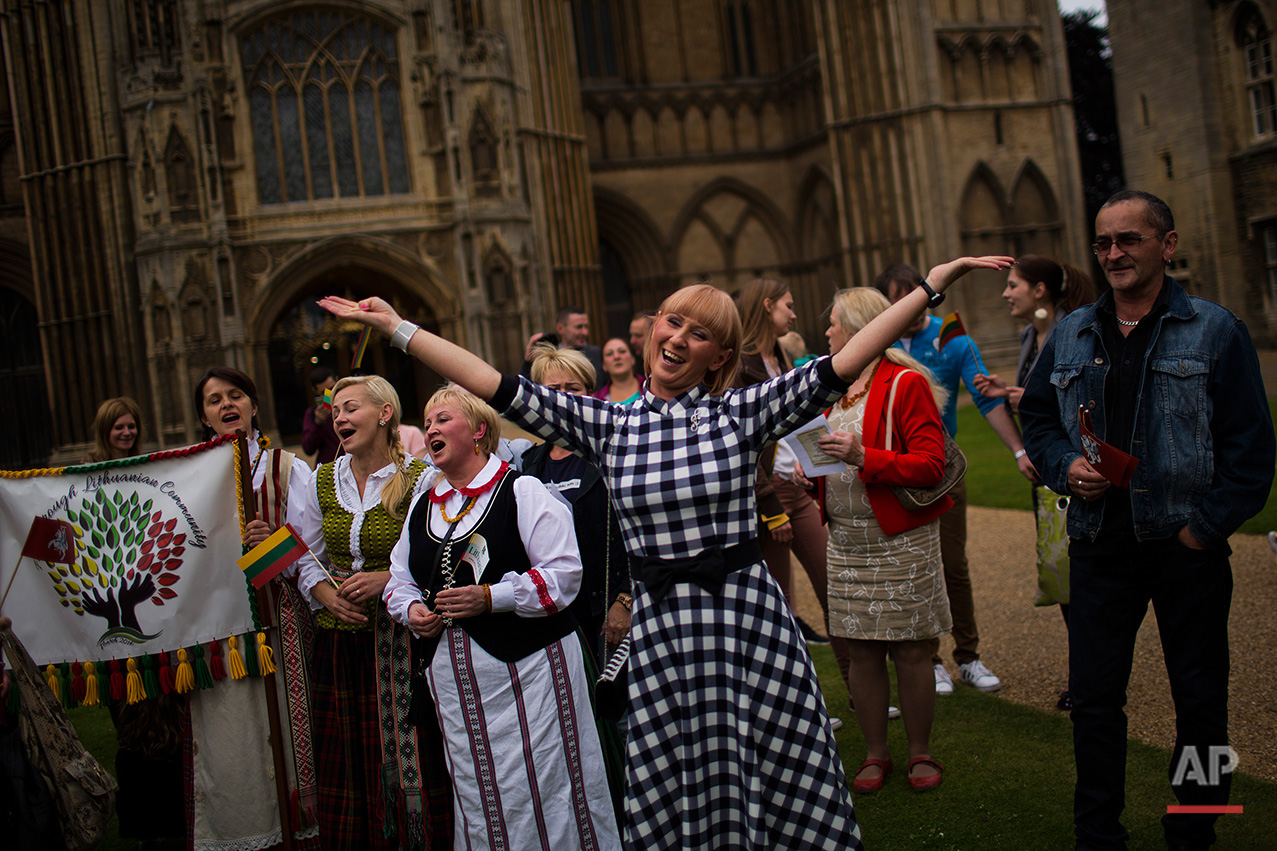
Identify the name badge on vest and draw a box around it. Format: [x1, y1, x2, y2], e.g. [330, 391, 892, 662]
[459, 533, 490, 584]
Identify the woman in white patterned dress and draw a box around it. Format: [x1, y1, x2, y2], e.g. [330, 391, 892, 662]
[318, 254, 1011, 850]
[817, 287, 953, 794]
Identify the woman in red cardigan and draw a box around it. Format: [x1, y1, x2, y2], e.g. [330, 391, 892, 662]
[816, 287, 953, 794]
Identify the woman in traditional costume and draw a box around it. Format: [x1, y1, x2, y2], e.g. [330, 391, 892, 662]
[296, 375, 449, 850]
[188, 366, 318, 850]
[383, 384, 621, 850]
[320, 253, 1011, 851]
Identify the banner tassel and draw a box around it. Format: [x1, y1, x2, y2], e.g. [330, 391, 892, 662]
[157, 651, 176, 694]
[192, 645, 214, 690]
[125, 657, 145, 704]
[109, 659, 125, 701]
[59, 662, 72, 708]
[208, 640, 226, 681]
[228, 635, 247, 680]
[141, 654, 160, 699]
[174, 649, 195, 694]
[255, 632, 276, 675]
[244, 632, 260, 677]
[46, 664, 62, 703]
[70, 661, 86, 705]
[82, 661, 101, 707]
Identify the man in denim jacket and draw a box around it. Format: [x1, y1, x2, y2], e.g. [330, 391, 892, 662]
[1021, 190, 1274, 851]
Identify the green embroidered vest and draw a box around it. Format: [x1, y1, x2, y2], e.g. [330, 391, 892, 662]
[314, 458, 427, 631]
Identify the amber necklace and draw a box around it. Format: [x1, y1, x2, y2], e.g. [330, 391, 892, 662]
[839, 358, 882, 409]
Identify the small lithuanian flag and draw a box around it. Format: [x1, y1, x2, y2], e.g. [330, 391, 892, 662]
[939, 311, 966, 351]
[237, 523, 307, 589]
[351, 326, 372, 370]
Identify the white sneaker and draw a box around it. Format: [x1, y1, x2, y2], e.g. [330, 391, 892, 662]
[887, 705, 901, 720]
[959, 660, 1002, 692]
[830, 716, 844, 732]
[933, 663, 955, 696]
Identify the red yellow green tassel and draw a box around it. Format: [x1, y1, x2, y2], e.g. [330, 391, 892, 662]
[109, 659, 125, 701]
[70, 662, 86, 705]
[125, 657, 145, 704]
[227, 635, 247, 680]
[46, 664, 61, 702]
[256, 632, 276, 675]
[157, 651, 176, 694]
[175, 649, 195, 694]
[193, 645, 213, 690]
[208, 640, 226, 681]
[82, 661, 101, 706]
[141, 654, 159, 699]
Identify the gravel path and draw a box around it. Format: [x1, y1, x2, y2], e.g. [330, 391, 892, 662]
[789, 506, 1277, 782]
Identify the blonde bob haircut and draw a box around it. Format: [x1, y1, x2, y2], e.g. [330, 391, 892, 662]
[644, 283, 742, 396]
[88, 396, 144, 463]
[829, 287, 949, 411]
[331, 375, 413, 519]
[423, 383, 502, 458]
[528, 343, 597, 390]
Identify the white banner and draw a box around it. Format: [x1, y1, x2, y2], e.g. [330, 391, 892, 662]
[0, 438, 253, 666]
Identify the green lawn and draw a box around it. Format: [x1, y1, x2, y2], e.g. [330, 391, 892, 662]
[66, 656, 1276, 851]
[956, 399, 1277, 535]
[812, 648, 1276, 850]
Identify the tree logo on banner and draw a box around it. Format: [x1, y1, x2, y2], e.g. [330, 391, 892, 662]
[41, 488, 186, 647]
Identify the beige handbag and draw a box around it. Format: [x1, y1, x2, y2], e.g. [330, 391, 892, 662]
[883, 369, 967, 510]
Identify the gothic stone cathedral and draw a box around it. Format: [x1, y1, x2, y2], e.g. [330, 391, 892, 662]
[0, 1, 1085, 466]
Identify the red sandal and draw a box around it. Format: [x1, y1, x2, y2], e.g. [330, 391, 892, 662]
[907, 755, 944, 792]
[852, 757, 893, 793]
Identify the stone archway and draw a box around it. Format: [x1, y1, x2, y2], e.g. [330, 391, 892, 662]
[0, 283, 52, 468]
[248, 238, 459, 441]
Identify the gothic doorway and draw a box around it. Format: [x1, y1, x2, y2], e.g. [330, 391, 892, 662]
[0, 285, 52, 468]
[266, 267, 442, 444]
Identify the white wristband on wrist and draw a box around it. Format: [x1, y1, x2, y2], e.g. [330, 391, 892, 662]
[1013, 448, 1028, 460]
[390, 320, 420, 352]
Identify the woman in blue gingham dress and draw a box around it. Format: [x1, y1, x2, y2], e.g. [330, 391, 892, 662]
[319, 255, 1010, 850]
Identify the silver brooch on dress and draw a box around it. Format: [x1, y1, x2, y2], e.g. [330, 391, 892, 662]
[689, 407, 707, 432]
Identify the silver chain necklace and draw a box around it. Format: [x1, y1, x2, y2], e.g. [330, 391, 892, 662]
[1116, 316, 1141, 328]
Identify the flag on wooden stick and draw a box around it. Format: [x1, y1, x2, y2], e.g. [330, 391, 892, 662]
[21, 517, 77, 565]
[237, 524, 307, 589]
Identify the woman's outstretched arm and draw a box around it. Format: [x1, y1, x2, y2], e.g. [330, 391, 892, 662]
[829, 256, 1013, 383]
[317, 296, 502, 400]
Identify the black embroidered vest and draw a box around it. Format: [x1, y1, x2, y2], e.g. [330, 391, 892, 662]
[407, 469, 577, 665]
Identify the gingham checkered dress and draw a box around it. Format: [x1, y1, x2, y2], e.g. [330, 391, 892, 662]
[494, 357, 863, 851]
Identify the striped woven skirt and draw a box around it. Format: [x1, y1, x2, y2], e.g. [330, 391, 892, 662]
[624, 562, 863, 850]
[311, 628, 452, 850]
[426, 627, 621, 851]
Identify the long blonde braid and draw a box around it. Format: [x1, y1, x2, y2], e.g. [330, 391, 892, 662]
[331, 375, 413, 519]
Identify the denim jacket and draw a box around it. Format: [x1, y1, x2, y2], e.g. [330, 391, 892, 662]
[1020, 277, 1274, 548]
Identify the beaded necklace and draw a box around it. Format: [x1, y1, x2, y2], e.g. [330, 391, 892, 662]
[839, 358, 882, 410]
[428, 460, 510, 523]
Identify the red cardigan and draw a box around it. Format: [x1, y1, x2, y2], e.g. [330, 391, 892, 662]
[820, 358, 953, 535]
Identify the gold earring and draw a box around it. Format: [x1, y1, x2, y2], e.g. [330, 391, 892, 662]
[474, 441, 480, 455]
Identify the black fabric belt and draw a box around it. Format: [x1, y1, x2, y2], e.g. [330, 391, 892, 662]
[629, 540, 762, 604]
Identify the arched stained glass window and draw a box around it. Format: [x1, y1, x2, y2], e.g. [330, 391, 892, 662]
[241, 11, 411, 204]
